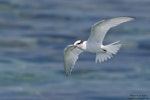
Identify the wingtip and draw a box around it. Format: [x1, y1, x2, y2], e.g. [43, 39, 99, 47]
[127, 16, 136, 21]
[111, 16, 136, 21]
[131, 16, 136, 20]
[65, 72, 71, 77]
[64, 67, 72, 77]
[121, 16, 136, 21]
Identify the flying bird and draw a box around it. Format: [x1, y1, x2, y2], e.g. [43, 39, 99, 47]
[64, 17, 134, 76]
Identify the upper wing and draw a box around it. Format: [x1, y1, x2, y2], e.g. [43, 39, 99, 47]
[64, 45, 83, 76]
[87, 17, 135, 45]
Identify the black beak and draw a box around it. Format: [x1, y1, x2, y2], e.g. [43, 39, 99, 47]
[73, 45, 77, 48]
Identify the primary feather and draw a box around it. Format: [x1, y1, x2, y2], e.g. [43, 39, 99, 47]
[64, 45, 83, 76]
[87, 17, 135, 45]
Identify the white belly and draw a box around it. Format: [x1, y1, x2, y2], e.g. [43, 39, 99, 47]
[85, 43, 102, 53]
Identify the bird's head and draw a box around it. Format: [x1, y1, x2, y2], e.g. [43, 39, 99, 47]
[74, 40, 84, 46]
[73, 40, 86, 51]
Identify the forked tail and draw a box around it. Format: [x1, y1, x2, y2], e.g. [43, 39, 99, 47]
[96, 41, 122, 63]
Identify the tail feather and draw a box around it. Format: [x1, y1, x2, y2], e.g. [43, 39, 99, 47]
[104, 41, 121, 55]
[96, 41, 121, 63]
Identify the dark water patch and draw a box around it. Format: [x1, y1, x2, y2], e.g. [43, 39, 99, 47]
[0, 0, 33, 9]
[122, 49, 150, 57]
[25, 13, 84, 21]
[126, 73, 141, 80]
[0, 0, 48, 10]
[58, 68, 95, 76]
[23, 33, 75, 40]
[0, 59, 12, 63]
[138, 40, 150, 50]
[0, 95, 127, 100]
[0, 1, 16, 9]
[0, 21, 32, 30]
[1, 47, 63, 63]
[16, 10, 88, 22]
[23, 33, 77, 47]
[2, 51, 35, 61]
[60, 69, 124, 80]
[90, 96, 126, 100]
[63, 66, 143, 80]
[37, 39, 66, 47]
[0, 72, 46, 86]
[19, 55, 61, 63]
[0, 40, 28, 47]
[100, 67, 134, 73]
[141, 73, 150, 81]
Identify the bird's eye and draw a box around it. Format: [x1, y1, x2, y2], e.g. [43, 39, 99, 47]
[75, 40, 83, 45]
[77, 42, 81, 45]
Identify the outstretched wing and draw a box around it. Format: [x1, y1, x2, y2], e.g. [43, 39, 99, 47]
[64, 45, 83, 76]
[87, 17, 135, 45]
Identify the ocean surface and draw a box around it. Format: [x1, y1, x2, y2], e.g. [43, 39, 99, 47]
[0, 0, 150, 100]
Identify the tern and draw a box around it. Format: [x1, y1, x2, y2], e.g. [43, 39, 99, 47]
[64, 17, 134, 76]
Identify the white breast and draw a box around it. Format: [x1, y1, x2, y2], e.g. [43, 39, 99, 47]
[85, 42, 101, 53]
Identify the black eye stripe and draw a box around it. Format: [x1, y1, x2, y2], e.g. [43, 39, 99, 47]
[77, 40, 83, 44]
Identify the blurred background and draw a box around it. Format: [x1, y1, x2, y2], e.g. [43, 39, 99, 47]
[0, 0, 150, 100]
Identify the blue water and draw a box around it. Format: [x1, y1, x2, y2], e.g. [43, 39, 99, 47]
[0, 0, 150, 100]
